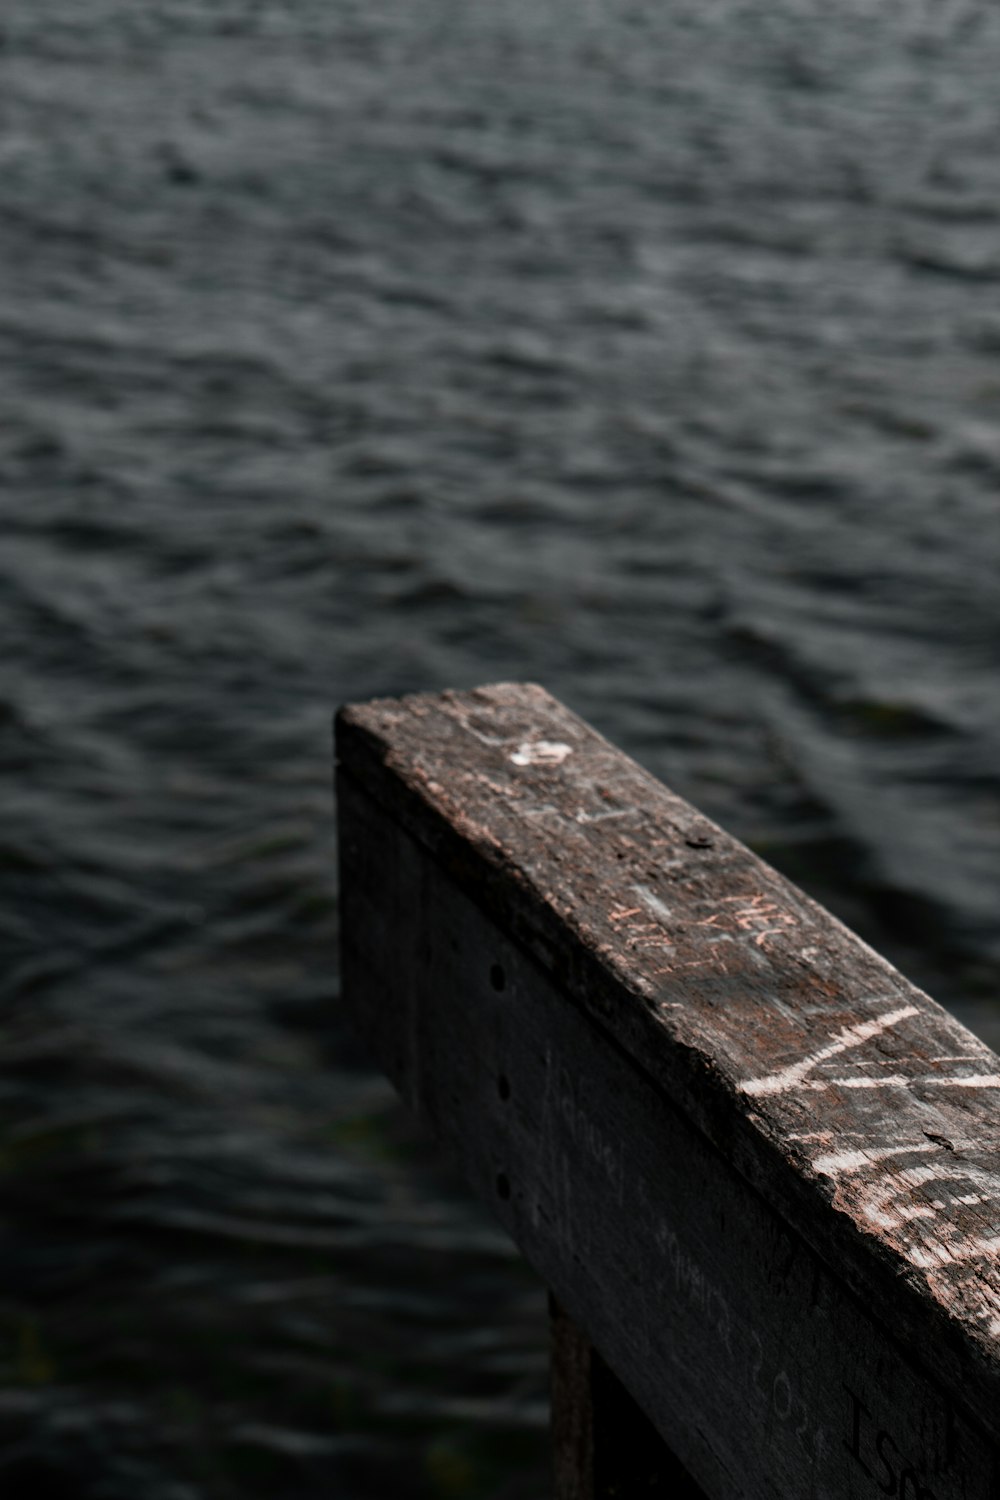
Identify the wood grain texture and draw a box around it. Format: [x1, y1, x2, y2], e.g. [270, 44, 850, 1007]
[336, 682, 1000, 1495]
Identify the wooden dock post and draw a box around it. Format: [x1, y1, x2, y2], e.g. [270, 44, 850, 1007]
[550, 1296, 706, 1498]
[336, 682, 1000, 1499]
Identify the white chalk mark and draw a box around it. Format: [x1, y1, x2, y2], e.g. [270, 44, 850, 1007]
[632, 884, 673, 923]
[740, 1005, 919, 1097]
[510, 740, 573, 767]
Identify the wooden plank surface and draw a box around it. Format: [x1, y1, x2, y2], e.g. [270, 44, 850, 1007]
[336, 683, 1000, 1496]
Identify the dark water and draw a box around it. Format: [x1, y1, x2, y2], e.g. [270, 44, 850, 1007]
[3, 0, 1000, 1494]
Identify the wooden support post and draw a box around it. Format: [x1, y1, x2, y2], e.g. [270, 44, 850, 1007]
[336, 683, 1000, 1499]
[551, 1297, 707, 1499]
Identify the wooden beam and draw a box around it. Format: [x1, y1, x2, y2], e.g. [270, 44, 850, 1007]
[336, 683, 1000, 1499]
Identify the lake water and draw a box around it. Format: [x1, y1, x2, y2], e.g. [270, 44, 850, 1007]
[2, 0, 1000, 1494]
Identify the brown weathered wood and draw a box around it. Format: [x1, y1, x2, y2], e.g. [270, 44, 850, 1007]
[336, 682, 1000, 1498]
[551, 1297, 707, 1499]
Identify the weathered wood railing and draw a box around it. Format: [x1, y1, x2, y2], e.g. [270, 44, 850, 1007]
[336, 682, 1000, 1499]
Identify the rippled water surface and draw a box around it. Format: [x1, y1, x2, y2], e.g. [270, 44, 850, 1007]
[3, 0, 1000, 1493]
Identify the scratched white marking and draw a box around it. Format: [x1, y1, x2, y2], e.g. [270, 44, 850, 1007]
[812, 1142, 943, 1177]
[921, 1234, 1000, 1269]
[740, 1004, 919, 1097]
[510, 740, 573, 767]
[858, 1162, 1000, 1257]
[921, 1074, 1000, 1088]
[811, 1141, 1000, 1281]
[632, 884, 673, 923]
[457, 719, 521, 748]
[805, 1075, 911, 1090]
[800, 1073, 1000, 1092]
